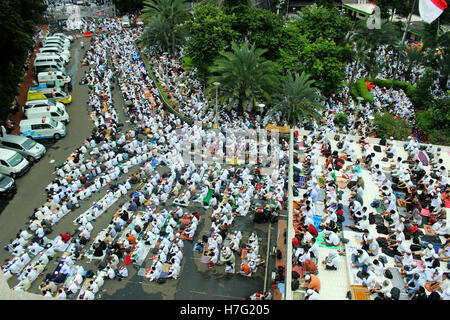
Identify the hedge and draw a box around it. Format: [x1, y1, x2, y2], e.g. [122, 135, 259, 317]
[355, 78, 374, 103]
[365, 77, 417, 101]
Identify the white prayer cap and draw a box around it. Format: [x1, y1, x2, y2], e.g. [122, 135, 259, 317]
[306, 289, 314, 295]
[305, 275, 311, 280]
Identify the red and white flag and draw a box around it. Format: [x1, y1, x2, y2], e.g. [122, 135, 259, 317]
[419, 0, 447, 23]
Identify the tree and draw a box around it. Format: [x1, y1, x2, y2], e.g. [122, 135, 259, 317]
[116, 0, 144, 14]
[207, 41, 279, 112]
[299, 37, 348, 96]
[399, 45, 427, 81]
[184, 3, 238, 85]
[416, 97, 450, 145]
[345, 18, 400, 96]
[351, 18, 400, 50]
[0, 0, 44, 122]
[411, 67, 435, 110]
[268, 71, 324, 127]
[291, 4, 353, 46]
[141, 14, 186, 54]
[141, 0, 189, 54]
[234, 6, 285, 61]
[374, 113, 411, 141]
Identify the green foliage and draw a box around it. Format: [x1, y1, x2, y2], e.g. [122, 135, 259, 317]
[208, 41, 279, 111]
[416, 97, 450, 146]
[352, 18, 400, 50]
[142, 0, 189, 54]
[269, 71, 324, 127]
[116, 0, 144, 14]
[411, 67, 435, 110]
[426, 129, 450, 146]
[399, 45, 427, 81]
[245, 7, 285, 61]
[291, 4, 352, 45]
[0, 0, 44, 123]
[353, 78, 373, 103]
[374, 113, 411, 141]
[334, 113, 348, 128]
[365, 77, 417, 99]
[184, 3, 238, 83]
[278, 33, 347, 96]
[141, 14, 186, 54]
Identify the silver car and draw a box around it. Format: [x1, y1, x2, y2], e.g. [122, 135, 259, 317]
[0, 173, 16, 199]
[0, 135, 46, 162]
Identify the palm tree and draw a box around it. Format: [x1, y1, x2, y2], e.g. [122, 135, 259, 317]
[141, 14, 186, 54]
[207, 41, 279, 112]
[346, 18, 400, 95]
[142, 0, 189, 55]
[399, 45, 426, 82]
[268, 71, 324, 127]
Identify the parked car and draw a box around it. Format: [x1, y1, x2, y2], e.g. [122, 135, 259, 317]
[0, 173, 16, 200]
[0, 135, 46, 162]
[0, 148, 31, 179]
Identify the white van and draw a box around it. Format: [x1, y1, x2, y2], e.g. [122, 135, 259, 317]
[43, 38, 70, 50]
[122, 16, 131, 27]
[51, 33, 73, 43]
[25, 106, 70, 124]
[23, 99, 66, 113]
[0, 148, 31, 179]
[37, 71, 71, 86]
[39, 47, 71, 60]
[45, 36, 71, 48]
[34, 54, 66, 67]
[42, 43, 70, 55]
[34, 60, 65, 74]
[36, 52, 69, 64]
[20, 117, 66, 140]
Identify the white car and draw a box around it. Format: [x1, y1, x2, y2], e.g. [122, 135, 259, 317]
[0, 148, 31, 179]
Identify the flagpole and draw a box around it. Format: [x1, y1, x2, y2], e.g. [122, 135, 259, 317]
[390, 0, 418, 90]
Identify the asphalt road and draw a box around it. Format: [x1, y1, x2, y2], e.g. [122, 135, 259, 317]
[0, 35, 278, 300]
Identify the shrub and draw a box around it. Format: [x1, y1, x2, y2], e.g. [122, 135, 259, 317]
[355, 78, 373, 103]
[374, 112, 411, 141]
[334, 112, 347, 128]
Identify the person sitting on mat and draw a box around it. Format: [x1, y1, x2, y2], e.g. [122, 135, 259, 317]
[321, 230, 340, 247]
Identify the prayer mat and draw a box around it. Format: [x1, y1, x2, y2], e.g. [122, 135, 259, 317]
[316, 232, 341, 249]
[421, 234, 442, 245]
[341, 205, 354, 232]
[350, 285, 371, 300]
[397, 199, 407, 207]
[387, 268, 409, 300]
[414, 260, 425, 271]
[398, 207, 408, 218]
[313, 215, 323, 233]
[418, 151, 428, 165]
[336, 178, 348, 190]
[420, 209, 431, 216]
[200, 255, 211, 264]
[375, 203, 387, 214]
[162, 263, 171, 273]
[394, 191, 406, 199]
[202, 189, 214, 206]
[318, 176, 325, 188]
[424, 242, 443, 253]
[424, 225, 437, 236]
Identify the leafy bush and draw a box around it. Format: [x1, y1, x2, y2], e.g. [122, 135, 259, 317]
[426, 129, 450, 146]
[334, 112, 347, 128]
[374, 112, 411, 141]
[354, 78, 373, 103]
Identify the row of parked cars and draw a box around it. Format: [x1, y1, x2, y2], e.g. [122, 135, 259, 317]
[0, 32, 74, 200]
